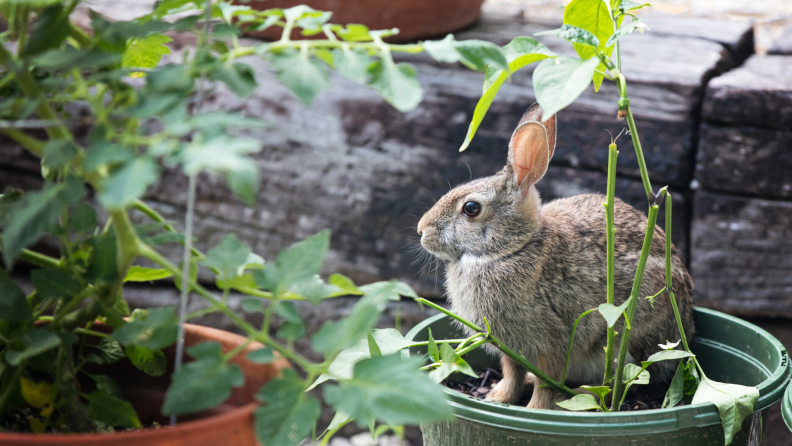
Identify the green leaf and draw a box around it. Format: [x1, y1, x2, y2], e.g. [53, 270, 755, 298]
[226, 167, 259, 207]
[87, 338, 125, 365]
[311, 293, 384, 355]
[98, 157, 159, 209]
[643, 349, 694, 365]
[85, 374, 126, 400]
[358, 280, 417, 301]
[42, 139, 77, 169]
[5, 328, 61, 366]
[606, 19, 645, 47]
[87, 391, 141, 428]
[334, 24, 373, 42]
[597, 300, 629, 328]
[427, 328, 439, 362]
[620, 1, 652, 11]
[122, 33, 172, 77]
[21, 5, 70, 57]
[254, 369, 320, 446]
[271, 49, 329, 106]
[422, 34, 460, 63]
[683, 358, 700, 396]
[323, 355, 452, 426]
[322, 410, 352, 437]
[162, 342, 245, 415]
[83, 140, 135, 173]
[366, 331, 382, 357]
[111, 307, 177, 350]
[276, 320, 306, 341]
[125, 345, 166, 376]
[309, 329, 411, 389]
[692, 375, 759, 445]
[181, 134, 260, 177]
[581, 385, 612, 400]
[367, 59, 423, 113]
[454, 40, 509, 73]
[624, 363, 650, 385]
[328, 273, 363, 296]
[246, 348, 275, 364]
[86, 235, 118, 282]
[287, 275, 339, 305]
[209, 62, 258, 98]
[0, 268, 32, 322]
[532, 56, 600, 120]
[69, 204, 97, 233]
[30, 268, 80, 299]
[428, 343, 477, 383]
[2, 177, 83, 267]
[459, 36, 556, 151]
[332, 48, 370, 84]
[662, 360, 685, 409]
[202, 234, 251, 281]
[32, 48, 122, 70]
[562, 0, 621, 91]
[260, 230, 329, 294]
[536, 24, 600, 48]
[556, 394, 600, 411]
[124, 266, 173, 282]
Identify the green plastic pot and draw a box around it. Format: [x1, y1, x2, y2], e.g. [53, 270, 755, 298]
[405, 307, 790, 446]
[783, 375, 792, 433]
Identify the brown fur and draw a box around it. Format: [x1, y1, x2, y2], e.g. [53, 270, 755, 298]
[417, 104, 695, 409]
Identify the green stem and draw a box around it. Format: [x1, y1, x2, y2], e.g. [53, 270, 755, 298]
[603, 142, 618, 387]
[19, 249, 61, 268]
[227, 40, 424, 61]
[1, 128, 45, 156]
[663, 191, 690, 352]
[415, 298, 576, 397]
[621, 92, 653, 201]
[610, 198, 664, 410]
[131, 199, 206, 260]
[0, 364, 22, 415]
[563, 308, 597, 384]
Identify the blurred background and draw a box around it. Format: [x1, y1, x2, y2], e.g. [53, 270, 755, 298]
[1, 0, 790, 444]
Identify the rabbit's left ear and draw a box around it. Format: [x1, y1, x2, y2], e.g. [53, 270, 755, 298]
[507, 104, 556, 191]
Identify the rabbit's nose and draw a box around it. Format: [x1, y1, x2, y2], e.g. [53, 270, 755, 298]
[417, 215, 429, 235]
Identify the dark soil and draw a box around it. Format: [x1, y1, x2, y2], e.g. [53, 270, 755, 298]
[0, 406, 165, 434]
[444, 369, 678, 411]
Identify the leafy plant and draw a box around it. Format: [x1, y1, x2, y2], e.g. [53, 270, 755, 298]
[0, 0, 509, 442]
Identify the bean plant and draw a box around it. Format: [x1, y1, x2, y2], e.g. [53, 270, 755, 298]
[0, 0, 761, 445]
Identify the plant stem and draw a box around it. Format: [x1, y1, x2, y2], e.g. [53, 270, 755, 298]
[1, 128, 45, 156]
[0, 364, 22, 415]
[563, 308, 597, 384]
[226, 40, 424, 61]
[415, 298, 576, 397]
[19, 249, 61, 269]
[603, 141, 618, 391]
[609, 199, 663, 410]
[663, 191, 690, 352]
[131, 199, 206, 261]
[622, 96, 653, 201]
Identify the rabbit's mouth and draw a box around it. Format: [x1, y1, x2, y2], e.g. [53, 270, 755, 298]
[420, 238, 459, 262]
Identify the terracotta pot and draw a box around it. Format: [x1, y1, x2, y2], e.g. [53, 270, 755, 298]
[0, 324, 290, 446]
[243, 0, 486, 42]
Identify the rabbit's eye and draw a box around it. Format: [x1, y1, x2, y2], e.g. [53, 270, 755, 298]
[462, 201, 481, 217]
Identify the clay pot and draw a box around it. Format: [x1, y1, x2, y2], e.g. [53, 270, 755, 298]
[0, 324, 290, 446]
[244, 0, 486, 42]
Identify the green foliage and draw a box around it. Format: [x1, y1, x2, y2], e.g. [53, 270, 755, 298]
[557, 394, 600, 411]
[428, 343, 477, 383]
[562, 0, 621, 91]
[254, 370, 321, 446]
[87, 391, 141, 428]
[122, 34, 173, 77]
[367, 59, 423, 113]
[111, 307, 178, 350]
[692, 372, 760, 445]
[533, 56, 600, 120]
[0, 267, 32, 321]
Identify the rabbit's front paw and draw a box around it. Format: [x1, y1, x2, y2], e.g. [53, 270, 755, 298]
[486, 379, 519, 405]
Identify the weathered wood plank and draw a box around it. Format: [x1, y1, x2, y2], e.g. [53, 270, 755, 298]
[690, 190, 792, 318]
[639, 14, 754, 63]
[702, 55, 792, 129]
[768, 27, 792, 55]
[696, 123, 792, 199]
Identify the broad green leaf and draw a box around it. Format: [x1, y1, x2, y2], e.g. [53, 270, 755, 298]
[454, 40, 510, 73]
[162, 342, 245, 415]
[246, 348, 275, 364]
[41, 139, 77, 169]
[322, 410, 352, 437]
[260, 230, 329, 294]
[428, 343, 477, 383]
[202, 234, 251, 281]
[427, 328, 439, 362]
[460, 36, 556, 151]
[323, 355, 453, 426]
[581, 385, 611, 400]
[86, 338, 125, 365]
[218, 2, 253, 23]
[563, 0, 622, 91]
[88, 391, 141, 428]
[358, 280, 417, 301]
[85, 374, 126, 400]
[329, 273, 363, 296]
[423, 34, 460, 63]
[334, 24, 373, 42]
[226, 166, 259, 207]
[271, 49, 329, 106]
[125, 345, 166, 376]
[124, 266, 173, 282]
[535, 25, 600, 48]
[31, 268, 80, 299]
[83, 140, 135, 173]
[332, 48, 370, 84]
[624, 363, 650, 385]
[111, 307, 177, 350]
[684, 358, 700, 396]
[276, 320, 306, 341]
[662, 360, 685, 409]
[209, 62, 257, 97]
[309, 329, 411, 389]
[86, 235, 118, 282]
[597, 300, 629, 328]
[20, 377, 52, 408]
[98, 157, 159, 209]
[282, 4, 317, 22]
[287, 275, 340, 305]
[122, 33, 173, 78]
[32, 48, 121, 70]
[69, 203, 97, 233]
[532, 56, 600, 120]
[181, 134, 260, 178]
[367, 59, 423, 113]
[556, 394, 600, 411]
[605, 19, 645, 47]
[692, 376, 759, 445]
[0, 267, 32, 322]
[311, 293, 384, 355]
[643, 349, 694, 365]
[20, 5, 70, 57]
[254, 369, 320, 446]
[367, 331, 382, 357]
[620, 1, 652, 11]
[2, 177, 83, 266]
[297, 11, 332, 35]
[5, 328, 61, 366]
[241, 297, 265, 313]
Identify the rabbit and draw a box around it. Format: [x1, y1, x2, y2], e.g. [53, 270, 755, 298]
[416, 103, 694, 410]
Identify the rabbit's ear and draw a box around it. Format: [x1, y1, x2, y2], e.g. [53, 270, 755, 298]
[508, 120, 552, 191]
[517, 103, 557, 160]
